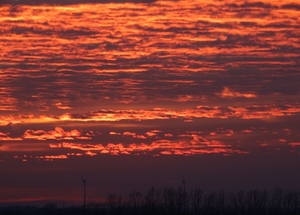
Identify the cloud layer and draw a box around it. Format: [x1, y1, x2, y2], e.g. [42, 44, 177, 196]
[1, 0, 300, 161]
[0, 0, 300, 204]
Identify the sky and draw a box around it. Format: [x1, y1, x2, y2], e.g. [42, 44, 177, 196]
[0, 0, 300, 206]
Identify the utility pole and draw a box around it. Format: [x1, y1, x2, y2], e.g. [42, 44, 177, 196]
[182, 174, 186, 193]
[182, 174, 187, 213]
[83, 178, 86, 209]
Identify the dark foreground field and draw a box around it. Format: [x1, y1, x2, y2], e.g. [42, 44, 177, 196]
[1, 187, 300, 215]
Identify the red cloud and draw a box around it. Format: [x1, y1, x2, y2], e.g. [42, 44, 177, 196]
[23, 127, 91, 140]
[49, 133, 248, 156]
[0, 132, 22, 141]
[217, 87, 257, 98]
[1, 104, 300, 127]
[289, 142, 300, 147]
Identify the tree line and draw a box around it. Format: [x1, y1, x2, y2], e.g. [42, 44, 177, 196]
[1, 187, 300, 215]
[96, 187, 300, 215]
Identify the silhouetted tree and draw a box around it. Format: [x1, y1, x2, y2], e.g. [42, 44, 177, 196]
[269, 188, 284, 215]
[190, 187, 203, 215]
[106, 194, 118, 214]
[126, 190, 143, 215]
[144, 187, 162, 215]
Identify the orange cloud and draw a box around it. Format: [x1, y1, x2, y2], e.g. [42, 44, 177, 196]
[85, 151, 97, 156]
[217, 87, 257, 98]
[23, 127, 91, 140]
[0, 97, 18, 111]
[226, 130, 234, 136]
[48, 132, 248, 156]
[123, 132, 137, 137]
[0, 0, 299, 164]
[38, 155, 68, 159]
[110, 132, 121, 135]
[0, 132, 22, 141]
[54, 102, 72, 110]
[228, 104, 300, 119]
[242, 129, 253, 133]
[0, 143, 49, 152]
[1, 104, 300, 127]
[145, 130, 160, 137]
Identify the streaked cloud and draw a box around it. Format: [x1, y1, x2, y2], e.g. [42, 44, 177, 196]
[1, 104, 300, 127]
[23, 127, 91, 140]
[47, 132, 249, 157]
[217, 87, 257, 98]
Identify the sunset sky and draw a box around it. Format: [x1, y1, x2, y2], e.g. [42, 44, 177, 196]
[0, 0, 300, 206]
